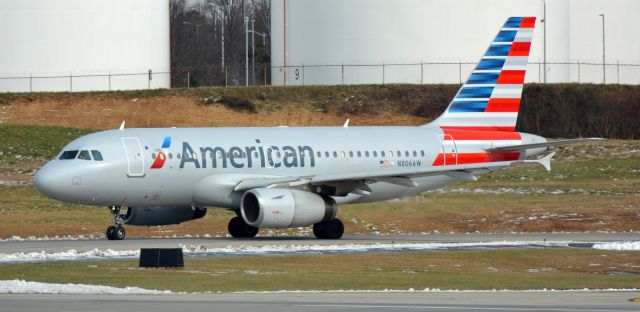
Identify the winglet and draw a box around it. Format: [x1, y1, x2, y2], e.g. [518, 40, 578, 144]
[119, 120, 126, 130]
[343, 119, 350, 128]
[517, 152, 555, 172]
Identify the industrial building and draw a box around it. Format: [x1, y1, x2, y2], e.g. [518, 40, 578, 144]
[0, 0, 170, 92]
[271, 0, 640, 85]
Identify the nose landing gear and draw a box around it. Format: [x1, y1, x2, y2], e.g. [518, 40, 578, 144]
[106, 206, 126, 240]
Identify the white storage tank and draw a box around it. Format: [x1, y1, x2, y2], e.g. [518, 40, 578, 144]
[271, 0, 640, 85]
[0, 0, 170, 92]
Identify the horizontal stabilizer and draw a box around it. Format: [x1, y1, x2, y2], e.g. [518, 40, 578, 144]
[515, 152, 555, 171]
[485, 138, 603, 152]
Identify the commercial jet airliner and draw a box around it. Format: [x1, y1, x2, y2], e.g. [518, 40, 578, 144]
[35, 17, 598, 240]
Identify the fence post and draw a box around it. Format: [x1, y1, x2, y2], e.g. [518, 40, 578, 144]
[29, 74, 32, 93]
[577, 60, 581, 83]
[538, 61, 541, 83]
[382, 62, 385, 85]
[341, 61, 344, 85]
[302, 63, 305, 86]
[69, 72, 73, 92]
[148, 69, 152, 89]
[264, 64, 268, 86]
[187, 71, 190, 88]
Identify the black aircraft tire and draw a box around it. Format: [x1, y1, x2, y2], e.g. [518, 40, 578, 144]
[313, 219, 344, 239]
[114, 226, 126, 240]
[228, 216, 259, 238]
[106, 226, 116, 240]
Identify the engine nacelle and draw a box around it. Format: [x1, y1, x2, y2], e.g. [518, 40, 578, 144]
[240, 188, 337, 228]
[123, 206, 207, 226]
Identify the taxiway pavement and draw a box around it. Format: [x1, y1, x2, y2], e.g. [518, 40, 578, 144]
[0, 233, 637, 254]
[1, 291, 639, 312]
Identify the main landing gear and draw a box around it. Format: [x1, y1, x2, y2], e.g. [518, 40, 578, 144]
[313, 218, 344, 239]
[228, 216, 259, 238]
[226, 215, 344, 239]
[106, 206, 126, 240]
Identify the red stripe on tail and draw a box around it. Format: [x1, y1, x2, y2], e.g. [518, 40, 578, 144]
[508, 42, 531, 56]
[520, 17, 536, 28]
[484, 98, 521, 113]
[496, 70, 526, 84]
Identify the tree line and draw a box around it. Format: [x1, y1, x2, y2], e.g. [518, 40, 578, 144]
[170, 0, 271, 87]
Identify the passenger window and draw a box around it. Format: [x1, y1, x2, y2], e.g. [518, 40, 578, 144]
[91, 150, 103, 161]
[341, 151, 346, 158]
[396, 151, 401, 157]
[405, 151, 409, 157]
[420, 150, 425, 157]
[333, 151, 337, 158]
[177, 153, 181, 159]
[317, 151, 321, 158]
[325, 151, 330, 158]
[349, 151, 353, 157]
[59, 150, 79, 160]
[380, 151, 385, 157]
[413, 151, 417, 157]
[152, 153, 157, 159]
[373, 151, 378, 157]
[365, 151, 369, 157]
[168, 153, 173, 159]
[77, 150, 92, 161]
[357, 151, 361, 157]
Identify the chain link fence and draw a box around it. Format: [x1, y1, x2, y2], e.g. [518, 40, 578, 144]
[0, 70, 171, 93]
[273, 61, 640, 86]
[1, 61, 639, 92]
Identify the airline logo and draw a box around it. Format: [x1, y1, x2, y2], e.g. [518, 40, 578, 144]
[432, 17, 534, 167]
[439, 16, 535, 132]
[150, 136, 171, 169]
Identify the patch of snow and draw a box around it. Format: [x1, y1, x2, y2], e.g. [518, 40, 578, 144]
[593, 241, 640, 251]
[0, 280, 170, 294]
[0, 241, 569, 263]
[0, 248, 139, 263]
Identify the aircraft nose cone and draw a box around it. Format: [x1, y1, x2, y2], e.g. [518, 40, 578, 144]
[34, 163, 66, 200]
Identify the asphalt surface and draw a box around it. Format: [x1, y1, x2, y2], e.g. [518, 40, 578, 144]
[0, 233, 637, 254]
[1, 233, 638, 311]
[1, 291, 639, 312]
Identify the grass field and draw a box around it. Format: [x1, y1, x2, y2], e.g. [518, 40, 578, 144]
[0, 124, 638, 238]
[0, 249, 638, 292]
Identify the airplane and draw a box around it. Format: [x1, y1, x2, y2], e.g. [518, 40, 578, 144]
[34, 17, 599, 240]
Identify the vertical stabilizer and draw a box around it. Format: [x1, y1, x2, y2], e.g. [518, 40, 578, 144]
[428, 17, 536, 131]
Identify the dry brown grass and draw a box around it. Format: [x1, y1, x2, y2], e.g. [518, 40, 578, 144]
[2, 93, 426, 130]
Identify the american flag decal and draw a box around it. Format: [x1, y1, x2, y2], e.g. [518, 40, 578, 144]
[379, 160, 391, 167]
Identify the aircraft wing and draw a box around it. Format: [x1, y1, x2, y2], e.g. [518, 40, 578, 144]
[484, 138, 602, 152]
[233, 159, 544, 192]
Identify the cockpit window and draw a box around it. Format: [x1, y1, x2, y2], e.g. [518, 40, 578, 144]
[59, 150, 79, 160]
[77, 150, 92, 161]
[91, 150, 103, 161]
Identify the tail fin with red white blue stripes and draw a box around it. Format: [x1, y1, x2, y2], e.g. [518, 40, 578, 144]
[428, 17, 536, 132]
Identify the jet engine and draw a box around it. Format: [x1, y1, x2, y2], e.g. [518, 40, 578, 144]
[123, 206, 207, 226]
[240, 188, 337, 228]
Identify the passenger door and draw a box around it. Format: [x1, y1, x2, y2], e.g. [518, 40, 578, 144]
[121, 137, 145, 177]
